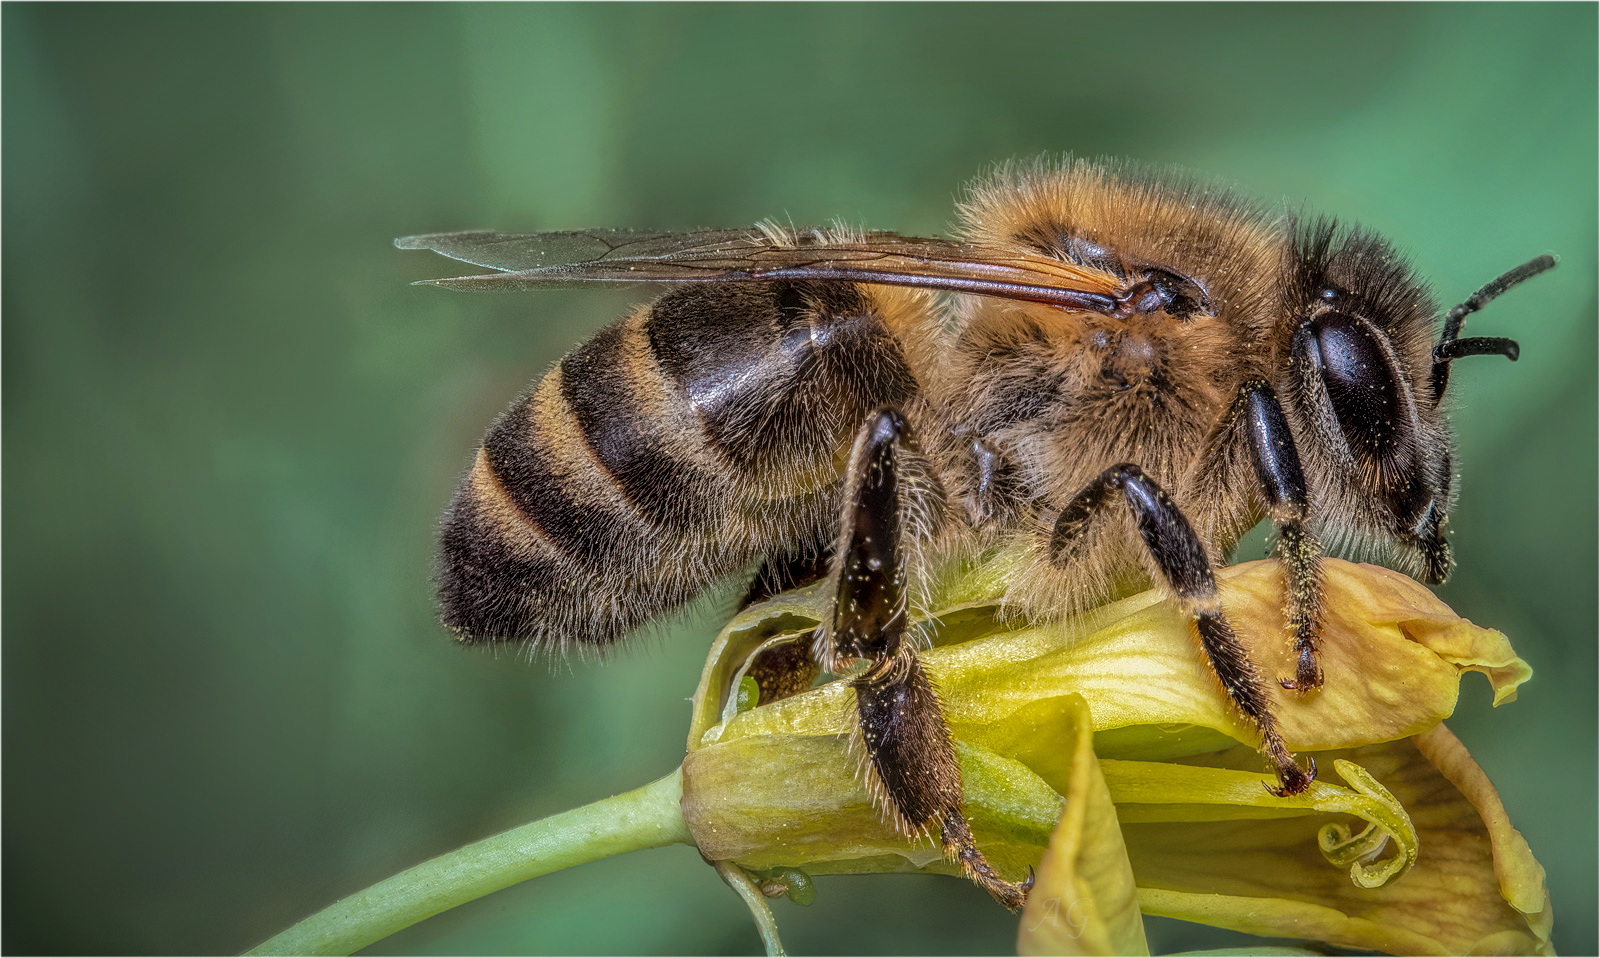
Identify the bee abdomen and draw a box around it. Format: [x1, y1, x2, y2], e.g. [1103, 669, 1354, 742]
[438, 281, 918, 647]
[439, 317, 731, 645]
[645, 282, 917, 478]
[439, 476, 681, 647]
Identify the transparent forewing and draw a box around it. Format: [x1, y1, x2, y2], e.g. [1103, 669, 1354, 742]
[394, 228, 1125, 310]
[393, 228, 767, 272]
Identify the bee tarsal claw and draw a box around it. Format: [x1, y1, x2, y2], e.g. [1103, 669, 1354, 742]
[981, 875, 1031, 913]
[1265, 753, 1318, 797]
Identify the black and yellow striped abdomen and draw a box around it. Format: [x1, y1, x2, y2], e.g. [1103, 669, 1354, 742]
[437, 281, 919, 647]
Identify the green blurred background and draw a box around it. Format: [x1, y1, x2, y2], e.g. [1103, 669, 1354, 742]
[4, 3, 1594, 955]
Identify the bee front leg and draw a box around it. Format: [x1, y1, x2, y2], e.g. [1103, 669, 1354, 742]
[820, 408, 1030, 911]
[1239, 381, 1326, 693]
[1049, 464, 1316, 796]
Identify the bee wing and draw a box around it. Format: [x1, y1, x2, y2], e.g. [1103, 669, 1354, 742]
[393, 228, 767, 272]
[394, 228, 1125, 311]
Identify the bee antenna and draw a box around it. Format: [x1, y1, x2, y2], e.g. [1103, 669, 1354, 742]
[1431, 254, 1557, 402]
[1442, 254, 1558, 339]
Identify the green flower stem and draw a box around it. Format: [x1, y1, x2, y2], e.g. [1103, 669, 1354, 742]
[712, 861, 788, 957]
[246, 768, 691, 957]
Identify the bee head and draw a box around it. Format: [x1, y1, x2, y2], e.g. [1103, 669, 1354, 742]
[1281, 219, 1455, 581]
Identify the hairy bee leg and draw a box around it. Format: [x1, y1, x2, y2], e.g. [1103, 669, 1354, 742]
[823, 408, 1029, 911]
[1241, 382, 1325, 692]
[1049, 465, 1316, 796]
[854, 657, 1028, 910]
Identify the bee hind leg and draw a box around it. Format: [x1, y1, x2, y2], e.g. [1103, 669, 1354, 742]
[822, 408, 1030, 911]
[1049, 463, 1316, 797]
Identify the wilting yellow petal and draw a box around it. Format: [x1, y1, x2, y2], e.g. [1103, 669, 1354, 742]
[1018, 694, 1148, 957]
[1125, 730, 1552, 956]
[925, 559, 1532, 761]
[1221, 561, 1533, 746]
[1410, 725, 1552, 948]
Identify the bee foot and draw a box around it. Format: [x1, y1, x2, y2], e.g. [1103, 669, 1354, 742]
[1277, 674, 1324, 694]
[1263, 753, 1318, 797]
[977, 874, 1030, 912]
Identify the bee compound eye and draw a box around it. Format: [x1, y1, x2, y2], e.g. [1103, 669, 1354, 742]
[1310, 312, 1392, 415]
[1308, 310, 1431, 523]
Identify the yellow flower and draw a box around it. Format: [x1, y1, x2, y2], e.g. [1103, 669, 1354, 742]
[677, 557, 1548, 956]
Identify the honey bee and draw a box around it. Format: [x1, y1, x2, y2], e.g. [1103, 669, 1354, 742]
[397, 157, 1554, 911]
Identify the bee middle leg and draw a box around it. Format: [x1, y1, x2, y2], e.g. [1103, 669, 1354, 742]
[820, 408, 1030, 911]
[1048, 463, 1316, 796]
